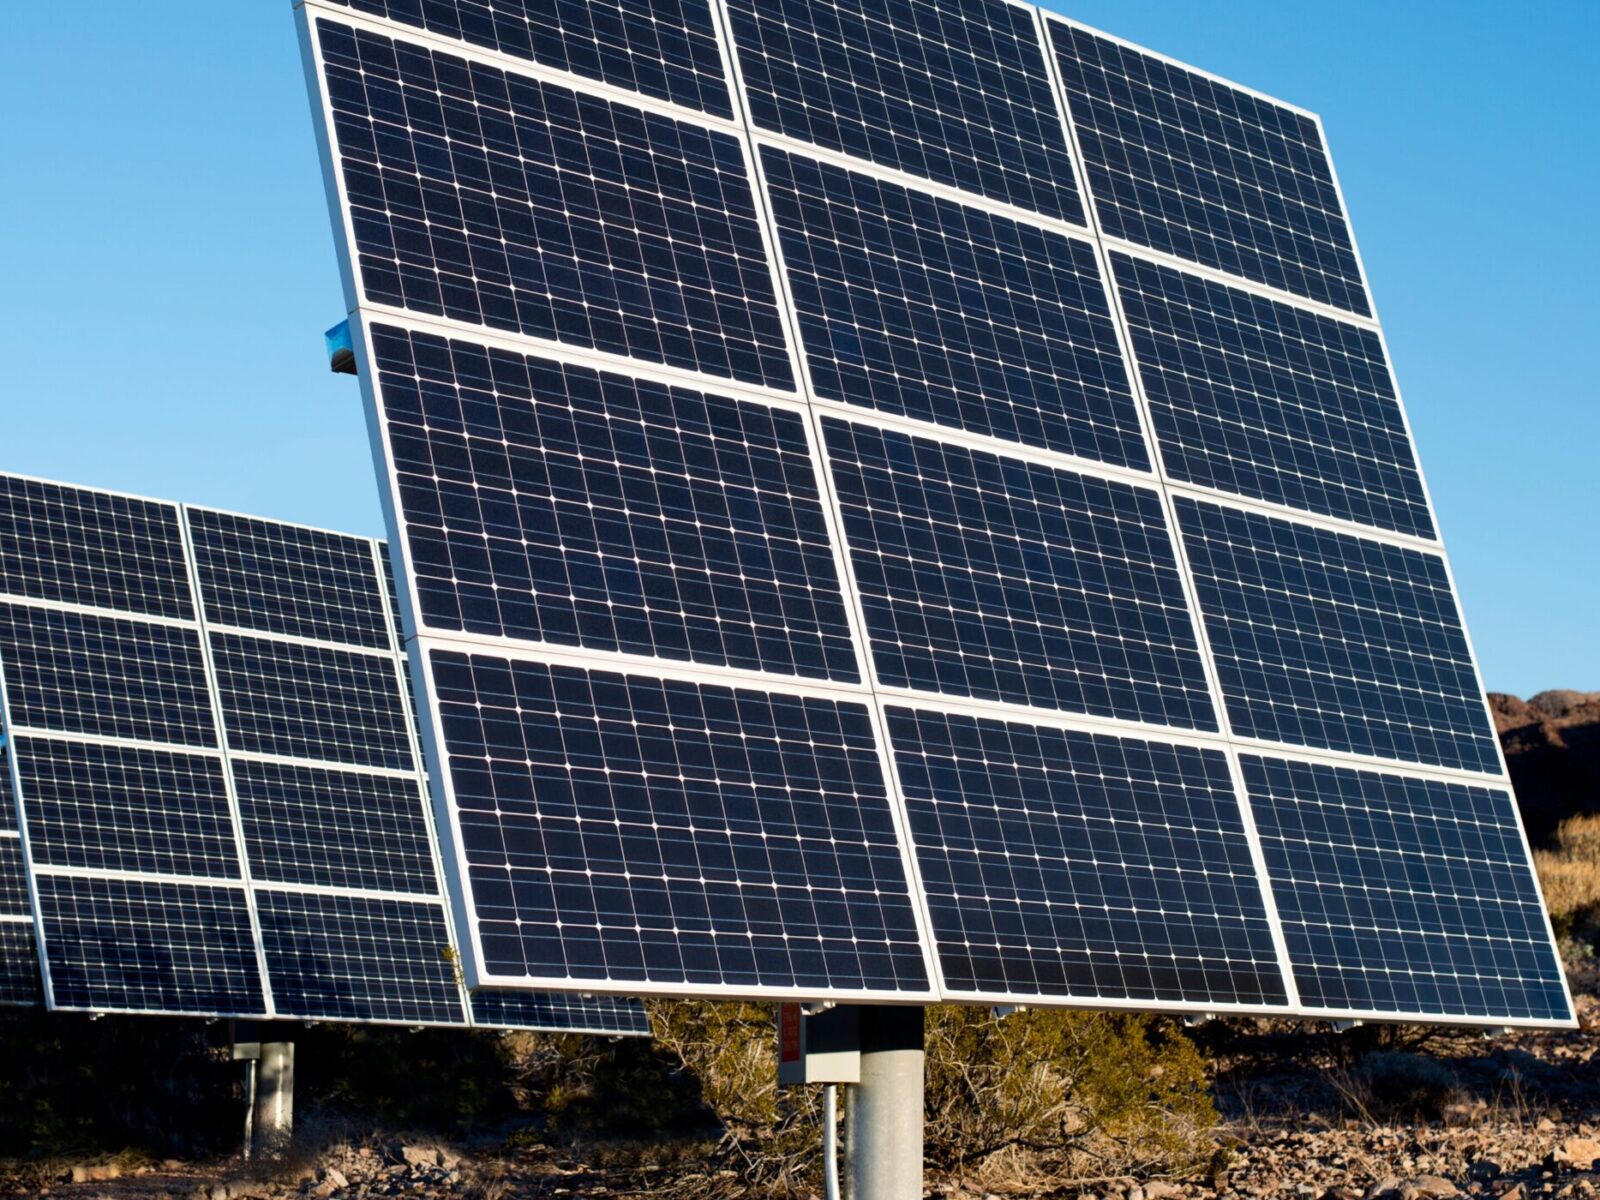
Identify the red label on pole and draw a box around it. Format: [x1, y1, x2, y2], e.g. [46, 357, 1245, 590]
[779, 1003, 801, 1063]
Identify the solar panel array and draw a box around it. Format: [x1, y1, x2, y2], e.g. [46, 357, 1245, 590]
[299, 0, 1571, 1025]
[0, 472, 648, 1033]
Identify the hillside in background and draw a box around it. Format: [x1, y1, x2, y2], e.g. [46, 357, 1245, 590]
[1493, 690, 1600, 845]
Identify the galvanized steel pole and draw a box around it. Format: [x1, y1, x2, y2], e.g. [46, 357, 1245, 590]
[844, 1006, 924, 1200]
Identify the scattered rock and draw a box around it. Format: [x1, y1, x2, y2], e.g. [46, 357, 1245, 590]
[1322, 1189, 1362, 1200]
[1368, 1177, 1402, 1200]
[1145, 1183, 1181, 1200]
[1470, 1161, 1504, 1182]
[1494, 1185, 1529, 1200]
[1557, 1138, 1600, 1170]
[321, 1166, 349, 1189]
[1409, 1177, 1458, 1198]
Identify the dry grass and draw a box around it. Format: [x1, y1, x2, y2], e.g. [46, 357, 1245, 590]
[1535, 813, 1600, 943]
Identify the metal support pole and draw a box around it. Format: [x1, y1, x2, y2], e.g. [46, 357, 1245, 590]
[843, 1006, 924, 1200]
[823, 1083, 840, 1200]
[253, 1040, 295, 1159]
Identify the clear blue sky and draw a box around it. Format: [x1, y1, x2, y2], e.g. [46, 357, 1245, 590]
[1, 2, 1593, 696]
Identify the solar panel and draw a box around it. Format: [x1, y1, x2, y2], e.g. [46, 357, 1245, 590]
[761, 146, 1145, 466]
[822, 418, 1215, 729]
[1175, 496, 1500, 774]
[301, 0, 1570, 1026]
[1048, 18, 1370, 317]
[313, 20, 792, 390]
[1114, 254, 1432, 539]
[0, 473, 648, 1034]
[725, 0, 1084, 223]
[1242, 755, 1568, 1023]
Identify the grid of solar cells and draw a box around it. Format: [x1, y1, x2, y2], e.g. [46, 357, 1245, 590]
[1050, 20, 1369, 317]
[1243, 755, 1568, 1021]
[1176, 497, 1501, 773]
[10, 737, 236, 879]
[469, 986, 653, 1034]
[1114, 254, 1432, 538]
[326, 0, 733, 116]
[0, 838, 27, 917]
[726, 0, 1084, 223]
[0, 604, 217, 748]
[762, 147, 1146, 466]
[209, 633, 414, 771]
[888, 706, 1285, 1005]
[366, 323, 860, 681]
[0, 923, 42, 1006]
[233, 758, 438, 894]
[824, 419, 1216, 729]
[256, 889, 464, 1024]
[316, 20, 792, 390]
[188, 509, 391, 649]
[429, 650, 931, 992]
[37, 875, 264, 1014]
[0, 475, 193, 619]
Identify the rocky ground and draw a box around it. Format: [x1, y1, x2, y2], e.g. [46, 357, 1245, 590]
[9, 991, 1600, 1200]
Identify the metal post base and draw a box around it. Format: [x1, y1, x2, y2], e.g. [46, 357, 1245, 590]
[253, 1040, 295, 1159]
[844, 1006, 924, 1200]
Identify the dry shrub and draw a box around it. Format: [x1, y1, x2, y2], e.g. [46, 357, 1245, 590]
[925, 1006, 1216, 1191]
[647, 1002, 1217, 1196]
[1535, 813, 1600, 947]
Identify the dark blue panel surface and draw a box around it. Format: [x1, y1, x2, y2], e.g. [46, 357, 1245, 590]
[0, 604, 217, 748]
[318, 20, 792, 390]
[209, 633, 413, 771]
[0, 476, 192, 620]
[1052, 20, 1369, 316]
[1244, 755, 1568, 1022]
[256, 890, 464, 1024]
[234, 759, 436, 895]
[825, 420, 1215, 729]
[327, 0, 732, 116]
[889, 707, 1285, 1005]
[727, 0, 1083, 222]
[1115, 255, 1431, 538]
[768, 148, 1145, 467]
[764, 148, 1145, 466]
[430, 651, 931, 992]
[189, 509, 390, 650]
[39, 875, 265, 1014]
[368, 324, 860, 681]
[468, 987, 652, 1034]
[0, 840, 27, 918]
[1177, 498, 1499, 773]
[13, 737, 236, 879]
[0, 923, 41, 1006]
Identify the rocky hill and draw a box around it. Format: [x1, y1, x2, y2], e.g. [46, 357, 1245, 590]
[1492, 691, 1600, 845]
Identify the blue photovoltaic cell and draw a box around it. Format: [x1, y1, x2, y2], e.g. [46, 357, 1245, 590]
[1176, 497, 1500, 773]
[1050, 19, 1370, 317]
[0, 924, 41, 1006]
[1114, 254, 1432, 538]
[888, 706, 1286, 1005]
[727, 0, 1083, 223]
[1243, 755, 1568, 1022]
[188, 508, 390, 650]
[366, 323, 860, 681]
[0, 839, 27, 918]
[825, 419, 1216, 729]
[326, 0, 733, 117]
[763, 147, 1146, 466]
[38, 875, 265, 1015]
[0, 475, 192, 620]
[430, 650, 931, 992]
[317, 20, 793, 390]
[256, 889, 463, 1025]
[11, 737, 236, 880]
[209, 633, 413, 771]
[0, 604, 217, 748]
[469, 987, 653, 1035]
[233, 758, 436, 895]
